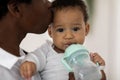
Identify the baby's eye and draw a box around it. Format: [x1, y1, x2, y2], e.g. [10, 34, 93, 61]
[72, 27, 80, 31]
[56, 28, 64, 32]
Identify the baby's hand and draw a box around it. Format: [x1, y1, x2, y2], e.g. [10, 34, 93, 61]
[20, 61, 36, 80]
[90, 52, 105, 66]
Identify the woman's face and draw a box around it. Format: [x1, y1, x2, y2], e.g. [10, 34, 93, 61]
[18, 0, 52, 34]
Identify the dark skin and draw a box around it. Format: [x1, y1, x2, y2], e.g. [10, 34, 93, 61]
[69, 72, 75, 80]
[69, 71, 106, 80]
[0, 0, 51, 79]
[0, 0, 51, 56]
[101, 70, 106, 80]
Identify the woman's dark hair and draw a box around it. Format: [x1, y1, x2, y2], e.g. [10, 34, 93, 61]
[0, 0, 32, 20]
[51, 0, 88, 23]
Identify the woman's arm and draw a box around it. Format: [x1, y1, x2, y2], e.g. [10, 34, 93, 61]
[101, 70, 106, 80]
[69, 72, 75, 80]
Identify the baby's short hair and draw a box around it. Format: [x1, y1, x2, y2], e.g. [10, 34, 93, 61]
[51, 0, 88, 23]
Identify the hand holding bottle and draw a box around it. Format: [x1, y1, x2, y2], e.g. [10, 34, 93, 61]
[62, 44, 104, 80]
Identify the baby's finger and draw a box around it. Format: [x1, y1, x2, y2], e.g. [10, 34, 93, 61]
[20, 64, 26, 78]
[20, 63, 32, 79]
[92, 53, 105, 66]
[31, 63, 36, 75]
[89, 52, 94, 61]
[25, 64, 33, 79]
[25, 78, 31, 80]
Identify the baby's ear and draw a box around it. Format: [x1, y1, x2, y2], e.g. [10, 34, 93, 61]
[48, 24, 53, 38]
[85, 23, 90, 36]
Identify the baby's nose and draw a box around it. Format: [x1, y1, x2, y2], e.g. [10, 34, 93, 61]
[64, 31, 74, 39]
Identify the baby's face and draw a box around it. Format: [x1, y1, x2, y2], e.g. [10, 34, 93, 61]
[48, 7, 89, 53]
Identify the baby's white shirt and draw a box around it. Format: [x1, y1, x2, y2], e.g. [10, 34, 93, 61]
[24, 40, 69, 80]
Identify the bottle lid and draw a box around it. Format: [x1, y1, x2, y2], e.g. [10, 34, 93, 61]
[64, 44, 88, 58]
[62, 44, 89, 72]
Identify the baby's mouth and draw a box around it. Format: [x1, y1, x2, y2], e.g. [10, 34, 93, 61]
[64, 42, 77, 48]
[64, 43, 74, 48]
[64, 44, 71, 48]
